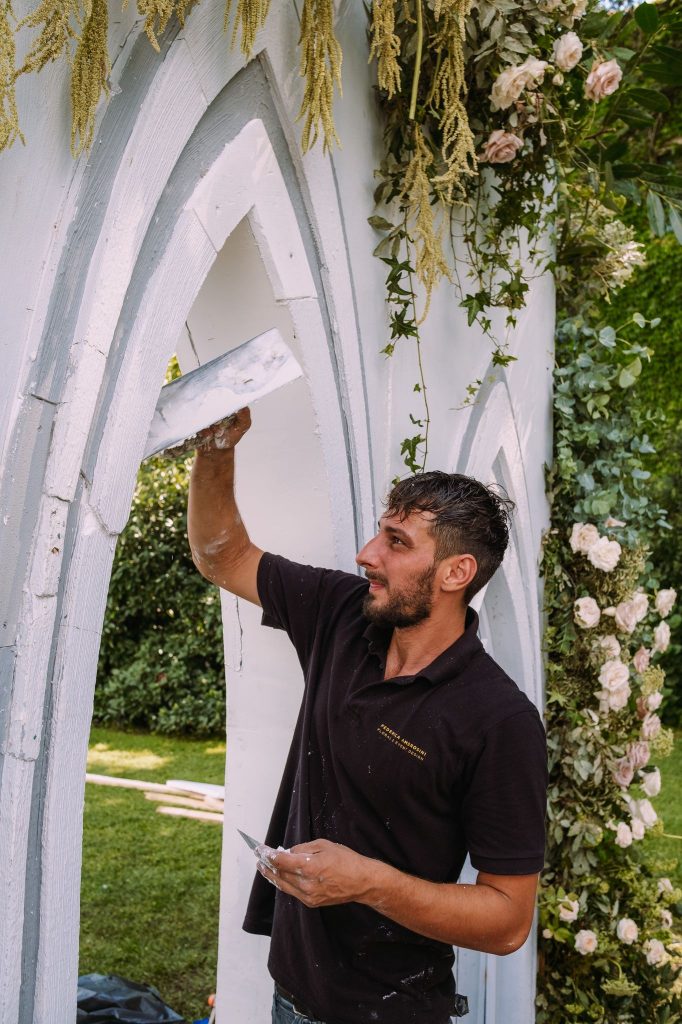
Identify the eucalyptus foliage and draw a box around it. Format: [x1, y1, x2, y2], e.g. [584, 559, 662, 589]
[538, 315, 681, 1022]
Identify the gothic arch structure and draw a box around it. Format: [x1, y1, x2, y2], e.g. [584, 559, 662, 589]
[0, 3, 554, 1021]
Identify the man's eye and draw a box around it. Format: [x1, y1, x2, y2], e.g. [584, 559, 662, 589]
[390, 536, 404, 545]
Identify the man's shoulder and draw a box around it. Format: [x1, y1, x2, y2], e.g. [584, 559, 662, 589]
[456, 648, 543, 734]
[260, 552, 367, 608]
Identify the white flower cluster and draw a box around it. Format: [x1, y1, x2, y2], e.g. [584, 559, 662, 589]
[570, 522, 621, 571]
[571, 917, 670, 964]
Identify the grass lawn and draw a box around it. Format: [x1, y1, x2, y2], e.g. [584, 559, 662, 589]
[80, 727, 226, 1022]
[645, 731, 682, 888]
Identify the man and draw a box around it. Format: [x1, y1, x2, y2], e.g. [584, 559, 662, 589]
[188, 408, 548, 1024]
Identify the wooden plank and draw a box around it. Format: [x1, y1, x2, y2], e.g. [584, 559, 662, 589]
[144, 792, 224, 812]
[85, 773, 197, 798]
[156, 806, 224, 824]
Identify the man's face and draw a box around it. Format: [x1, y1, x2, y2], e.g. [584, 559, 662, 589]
[355, 511, 439, 628]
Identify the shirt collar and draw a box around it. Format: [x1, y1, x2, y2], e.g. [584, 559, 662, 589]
[362, 606, 484, 684]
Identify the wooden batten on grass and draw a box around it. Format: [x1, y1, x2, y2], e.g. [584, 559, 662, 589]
[85, 772, 225, 824]
[157, 806, 224, 825]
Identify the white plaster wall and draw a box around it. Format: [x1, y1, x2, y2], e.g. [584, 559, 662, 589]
[0, 1, 554, 1021]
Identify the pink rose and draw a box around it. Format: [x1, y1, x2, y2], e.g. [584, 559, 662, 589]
[626, 741, 650, 770]
[612, 758, 634, 788]
[585, 59, 623, 102]
[480, 130, 524, 164]
[633, 646, 651, 674]
[641, 713, 661, 741]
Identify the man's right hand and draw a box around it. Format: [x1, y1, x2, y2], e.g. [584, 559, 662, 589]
[195, 406, 252, 454]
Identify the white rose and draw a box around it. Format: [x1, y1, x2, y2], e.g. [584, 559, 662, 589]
[570, 522, 600, 554]
[655, 589, 676, 618]
[646, 691, 663, 712]
[657, 877, 673, 894]
[613, 594, 648, 633]
[631, 818, 645, 841]
[633, 646, 651, 674]
[600, 635, 621, 659]
[653, 621, 671, 654]
[588, 536, 621, 571]
[585, 59, 623, 102]
[575, 596, 601, 629]
[599, 659, 629, 690]
[597, 659, 630, 711]
[641, 713, 662, 741]
[640, 768, 661, 797]
[616, 918, 638, 944]
[491, 57, 549, 110]
[575, 929, 598, 955]
[480, 130, 524, 164]
[631, 798, 657, 829]
[542, 927, 553, 939]
[645, 938, 667, 966]
[660, 909, 673, 929]
[572, 0, 588, 19]
[553, 32, 583, 72]
[559, 897, 580, 922]
[615, 822, 633, 848]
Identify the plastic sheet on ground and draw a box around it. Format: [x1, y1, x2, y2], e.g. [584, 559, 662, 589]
[77, 973, 185, 1023]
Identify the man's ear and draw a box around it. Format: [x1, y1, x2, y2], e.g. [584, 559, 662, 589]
[440, 554, 477, 595]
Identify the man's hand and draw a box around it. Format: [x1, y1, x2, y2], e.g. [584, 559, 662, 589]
[257, 839, 375, 908]
[195, 406, 252, 454]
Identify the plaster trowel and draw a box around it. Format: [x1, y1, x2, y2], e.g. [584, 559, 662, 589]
[143, 328, 302, 460]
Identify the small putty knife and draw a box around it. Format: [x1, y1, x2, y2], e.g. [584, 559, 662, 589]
[143, 328, 302, 460]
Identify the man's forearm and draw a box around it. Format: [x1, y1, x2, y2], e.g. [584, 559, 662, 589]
[360, 859, 533, 955]
[262, 840, 538, 956]
[188, 448, 250, 582]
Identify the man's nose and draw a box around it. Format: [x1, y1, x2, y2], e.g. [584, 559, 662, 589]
[356, 534, 379, 568]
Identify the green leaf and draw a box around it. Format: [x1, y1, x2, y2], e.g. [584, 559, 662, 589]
[634, 2, 659, 33]
[627, 87, 670, 113]
[667, 203, 682, 244]
[603, 139, 628, 163]
[612, 163, 641, 179]
[632, 313, 646, 328]
[647, 191, 666, 236]
[641, 62, 682, 86]
[367, 214, 395, 232]
[598, 326, 616, 347]
[618, 108, 655, 129]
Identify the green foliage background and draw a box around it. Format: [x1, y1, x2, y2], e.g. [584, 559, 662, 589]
[592, 235, 682, 723]
[94, 454, 226, 736]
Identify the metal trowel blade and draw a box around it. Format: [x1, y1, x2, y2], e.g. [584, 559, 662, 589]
[143, 328, 302, 460]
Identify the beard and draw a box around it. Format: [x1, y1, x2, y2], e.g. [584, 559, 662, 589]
[362, 563, 437, 628]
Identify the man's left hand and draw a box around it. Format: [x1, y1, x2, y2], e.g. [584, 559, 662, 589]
[257, 839, 373, 908]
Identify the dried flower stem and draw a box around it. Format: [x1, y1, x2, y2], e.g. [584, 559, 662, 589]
[297, 0, 342, 153]
[0, 0, 21, 149]
[408, 0, 423, 121]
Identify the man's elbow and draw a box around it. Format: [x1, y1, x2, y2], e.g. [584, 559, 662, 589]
[488, 922, 532, 956]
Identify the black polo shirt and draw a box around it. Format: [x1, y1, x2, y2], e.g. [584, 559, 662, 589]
[243, 554, 547, 1024]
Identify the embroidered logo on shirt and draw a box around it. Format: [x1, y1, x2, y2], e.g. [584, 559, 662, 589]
[377, 723, 427, 761]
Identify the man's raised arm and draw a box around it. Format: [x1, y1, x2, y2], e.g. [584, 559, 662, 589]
[187, 407, 263, 605]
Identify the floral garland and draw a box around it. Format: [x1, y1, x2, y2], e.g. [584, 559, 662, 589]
[539, 314, 680, 1022]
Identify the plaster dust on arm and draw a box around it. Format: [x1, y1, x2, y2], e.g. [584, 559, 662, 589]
[187, 407, 264, 605]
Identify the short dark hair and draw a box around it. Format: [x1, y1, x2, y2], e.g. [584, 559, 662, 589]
[384, 471, 515, 603]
